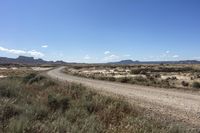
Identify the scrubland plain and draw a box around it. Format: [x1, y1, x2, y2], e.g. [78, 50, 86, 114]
[64, 64, 200, 90]
[0, 65, 200, 133]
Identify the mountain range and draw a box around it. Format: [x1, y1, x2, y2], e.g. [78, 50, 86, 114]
[108, 59, 200, 65]
[0, 56, 68, 66]
[0, 56, 200, 65]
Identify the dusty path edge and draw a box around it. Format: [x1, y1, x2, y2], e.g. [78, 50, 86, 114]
[47, 66, 200, 128]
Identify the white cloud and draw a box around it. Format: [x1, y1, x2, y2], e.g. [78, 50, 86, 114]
[0, 47, 26, 55]
[123, 54, 131, 57]
[42, 45, 48, 48]
[84, 55, 91, 60]
[103, 54, 119, 61]
[160, 51, 169, 58]
[27, 50, 44, 57]
[103, 51, 121, 61]
[173, 55, 179, 58]
[104, 51, 111, 55]
[0, 46, 44, 57]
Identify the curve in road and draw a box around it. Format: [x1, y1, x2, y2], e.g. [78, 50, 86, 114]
[47, 67, 200, 127]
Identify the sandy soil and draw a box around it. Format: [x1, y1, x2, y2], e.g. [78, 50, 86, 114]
[0, 67, 7, 70]
[47, 67, 200, 127]
[31, 67, 53, 71]
[0, 75, 7, 78]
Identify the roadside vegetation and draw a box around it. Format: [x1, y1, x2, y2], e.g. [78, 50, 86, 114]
[64, 64, 200, 90]
[0, 67, 34, 77]
[0, 73, 195, 133]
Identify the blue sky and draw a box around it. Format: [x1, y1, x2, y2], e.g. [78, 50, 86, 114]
[0, 0, 200, 63]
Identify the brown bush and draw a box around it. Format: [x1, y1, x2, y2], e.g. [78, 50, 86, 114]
[181, 81, 189, 87]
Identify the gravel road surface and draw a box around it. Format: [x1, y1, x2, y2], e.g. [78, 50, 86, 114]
[47, 67, 200, 126]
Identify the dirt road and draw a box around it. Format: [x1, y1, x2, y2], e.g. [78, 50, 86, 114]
[47, 67, 200, 126]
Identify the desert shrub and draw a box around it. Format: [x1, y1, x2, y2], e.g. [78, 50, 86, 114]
[154, 74, 161, 78]
[140, 70, 148, 75]
[33, 106, 49, 121]
[131, 69, 149, 75]
[66, 84, 85, 100]
[84, 96, 107, 115]
[131, 67, 193, 74]
[99, 100, 133, 127]
[107, 77, 116, 81]
[145, 73, 151, 78]
[8, 75, 23, 80]
[0, 105, 21, 122]
[23, 73, 46, 84]
[160, 80, 171, 88]
[97, 76, 106, 80]
[181, 81, 189, 87]
[23, 73, 37, 83]
[166, 77, 177, 81]
[117, 77, 132, 83]
[59, 97, 70, 112]
[134, 76, 147, 82]
[0, 79, 20, 98]
[65, 107, 89, 124]
[83, 94, 94, 104]
[44, 80, 57, 87]
[48, 95, 59, 111]
[73, 66, 83, 70]
[0, 86, 17, 98]
[131, 69, 142, 74]
[157, 67, 192, 73]
[48, 95, 70, 112]
[192, 82, 200, 89]
[84, 101, 102, 114]
[171, 76, 177, 80]
[29, 75, 46, 84]
[89, 75, 96, 79]
[82, 92, 105, 114]
[147, 75, 156, 81]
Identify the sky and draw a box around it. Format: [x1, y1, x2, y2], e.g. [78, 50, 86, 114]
[0, 0, 200, 63]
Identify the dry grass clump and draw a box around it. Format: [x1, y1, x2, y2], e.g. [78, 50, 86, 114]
[192, 82, 200, 89]
[0, 73, 196, 132]
[0, 68, 34, 77]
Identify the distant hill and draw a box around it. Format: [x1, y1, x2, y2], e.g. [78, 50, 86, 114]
[1, 56, 199, 65]
[0, 56, 68, 65]
[108, 59, 200, 65]
[108, 60, 139, 65]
